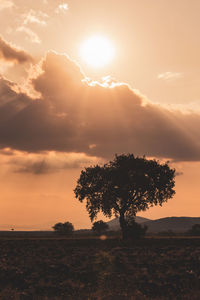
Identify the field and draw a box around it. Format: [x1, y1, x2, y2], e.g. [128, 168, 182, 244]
[0, 234, 199, 299]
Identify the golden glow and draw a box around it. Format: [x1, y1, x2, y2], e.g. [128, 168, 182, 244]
[80, 35, 115, 68]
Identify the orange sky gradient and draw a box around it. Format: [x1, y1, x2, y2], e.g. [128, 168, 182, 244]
[0, 0, 199, 230]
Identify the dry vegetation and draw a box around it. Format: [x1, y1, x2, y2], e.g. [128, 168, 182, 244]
[0, 236, 199, 299]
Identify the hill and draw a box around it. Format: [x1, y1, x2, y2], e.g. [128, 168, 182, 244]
[106, 216, 150, 231]
[106, 216, 200, 233]
[143, 217, 200, 233]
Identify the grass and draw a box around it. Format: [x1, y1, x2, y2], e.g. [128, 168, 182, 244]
[0, 235, 199, 299]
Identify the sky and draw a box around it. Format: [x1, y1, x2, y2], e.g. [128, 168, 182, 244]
[0, 0, 200, 230]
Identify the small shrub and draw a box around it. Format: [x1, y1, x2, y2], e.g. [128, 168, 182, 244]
[52, 222, 74, 236]
[92, 220, 109, 235]
[126, 218, 147, 240]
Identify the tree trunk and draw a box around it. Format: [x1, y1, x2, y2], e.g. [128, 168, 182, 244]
[119, 212, 128, 240]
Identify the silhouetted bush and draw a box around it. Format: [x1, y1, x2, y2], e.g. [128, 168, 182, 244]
[126, 218, 147, 240]
[92, 220, 109, 235]
[52, 221, 74, 235]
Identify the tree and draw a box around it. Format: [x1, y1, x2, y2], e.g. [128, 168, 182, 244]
[74, 154, 176, 239]
[52, 221, 74, 235]
[92, 220, 109, 235]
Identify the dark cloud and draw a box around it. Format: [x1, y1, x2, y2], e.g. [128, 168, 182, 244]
[0, 51, 200, 161]
[0, 148, 15, 156]
[9, 152, 99, 175]
[15, 159, 50, 174]
[0, 35, 33, 64]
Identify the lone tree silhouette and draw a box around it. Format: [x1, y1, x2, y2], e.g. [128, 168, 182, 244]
[74, 154, 176, 239]
[92, 220, 109, 235]
[52, 222, 74, 235]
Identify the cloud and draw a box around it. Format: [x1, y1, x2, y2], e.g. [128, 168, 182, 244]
[0, 36, 33, 64]
[7, 151, 100, 175]
[158, 72, 183, 81]
[0, 51, 200, 162]
[160, 101, 200, 114]
[23, 10, 48, 26]
[0, 0, 13, 11]
[17, 26, 41, 44]
[55, 3, 68, 14]
[0, 147, 15, 156]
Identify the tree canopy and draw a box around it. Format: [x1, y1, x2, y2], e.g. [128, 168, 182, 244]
[74, 154, 176, 239]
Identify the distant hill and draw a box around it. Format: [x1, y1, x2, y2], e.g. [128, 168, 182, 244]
[106, 216, 200, 233]
[143, 217, 200, 233]
[107, 216, 151, 231]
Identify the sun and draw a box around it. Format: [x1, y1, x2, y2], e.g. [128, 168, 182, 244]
[80, 35, 115, 68]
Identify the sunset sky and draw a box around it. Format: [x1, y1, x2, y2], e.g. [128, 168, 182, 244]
[0, 0, 200, 229]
